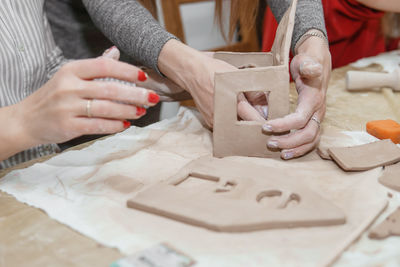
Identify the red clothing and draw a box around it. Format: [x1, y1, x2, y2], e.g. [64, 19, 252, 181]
[262, 0, 386, 69]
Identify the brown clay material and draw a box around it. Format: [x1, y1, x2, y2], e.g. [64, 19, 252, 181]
[328, 139, 400, 171]
[379, 163, 400, 192]
[212, 0, 297, 158]
[317, 129, 355, 160]
[369, 207, 400, 240]
[127, 157, 346, 232]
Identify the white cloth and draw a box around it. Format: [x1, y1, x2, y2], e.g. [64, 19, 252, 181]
[0, 108, 398, 266]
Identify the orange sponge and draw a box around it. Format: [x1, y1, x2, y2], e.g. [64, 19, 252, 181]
[366, 120, 400, 144]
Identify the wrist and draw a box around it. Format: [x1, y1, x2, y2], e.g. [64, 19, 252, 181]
[295, 29, 329, 56]
[158, 39, 207, 94]
[0, 104, 36, 161]
[296, 32, 330, 65]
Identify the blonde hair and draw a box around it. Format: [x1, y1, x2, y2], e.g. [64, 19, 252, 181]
[215, 0, 260, 42]
[383, 13, 400, 39]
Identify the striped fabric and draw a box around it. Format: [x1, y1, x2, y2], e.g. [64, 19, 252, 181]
[0, 0, 65, 169]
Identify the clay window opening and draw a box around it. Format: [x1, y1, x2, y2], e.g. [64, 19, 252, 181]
[215, 181, 236, 193]
[237, 91, 270, 122]
[173, 172, 220, 189]
[256, 190, 301, 209]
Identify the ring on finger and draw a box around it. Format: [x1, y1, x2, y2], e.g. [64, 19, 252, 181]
[310, 115, 321, 128]
[86, 99, 93, 118]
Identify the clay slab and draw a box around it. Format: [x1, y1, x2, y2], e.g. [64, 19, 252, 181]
[379, 162, 400, 192]
[127, 157, 345, 232]
[212, 0, 297, 158]
[369, 207, 400, 240]
[328, 139, 400, 171]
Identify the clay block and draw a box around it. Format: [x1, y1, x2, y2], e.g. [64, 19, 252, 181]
[369, 207, 400, 240]
[379, 163, 400, 192]
[212, 0, 297, 158]
[328, 139, 400, 171]
[127, 157, 346, 232]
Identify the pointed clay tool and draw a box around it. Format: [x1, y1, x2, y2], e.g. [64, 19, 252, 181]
[379, 163, 400, 192]
[369, 207, 400, 240]
[328, 139, 400, 171]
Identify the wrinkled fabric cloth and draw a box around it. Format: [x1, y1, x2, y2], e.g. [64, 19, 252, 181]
[0, 108, 394, 266]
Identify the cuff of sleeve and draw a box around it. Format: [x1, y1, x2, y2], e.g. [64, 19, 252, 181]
[150, 34, 180, 77]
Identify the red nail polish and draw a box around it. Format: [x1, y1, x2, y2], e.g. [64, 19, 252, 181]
[136, 107, 146, 116]
[138, 70, 147, 82]
[123, 120, 131, 129]
[148, 92, 160, 104]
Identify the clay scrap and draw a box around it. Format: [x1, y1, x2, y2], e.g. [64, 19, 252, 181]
[379, 163, 400, 192]
[212, 0, 297, 158]
[328, 139, 400, 171]
[127, 157, 345, 232]
[317, 129, 355, 160]
[369, 207, 400, 240]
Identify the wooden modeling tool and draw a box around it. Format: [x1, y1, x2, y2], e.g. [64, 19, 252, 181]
[346, 69, 400, 121]
[346, 68, 400, 92]
[212, 0, 297, 158]
[366, 119, 400, 144]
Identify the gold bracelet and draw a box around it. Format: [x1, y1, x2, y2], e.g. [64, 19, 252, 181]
[294, 29, 329, 54]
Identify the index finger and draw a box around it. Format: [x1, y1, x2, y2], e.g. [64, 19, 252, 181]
[67, 58, 148, 83]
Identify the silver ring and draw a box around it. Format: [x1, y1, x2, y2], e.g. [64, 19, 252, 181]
[86, 99, 93, 118]
[311, 115, 321, 127]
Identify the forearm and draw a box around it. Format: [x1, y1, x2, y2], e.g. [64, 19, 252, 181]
[267, 0, 327, 52]
[82, 0, 178, 73]
[158, 39, 205, 94]
[356, 0, 400, 12]
[0, 105, 35, 162]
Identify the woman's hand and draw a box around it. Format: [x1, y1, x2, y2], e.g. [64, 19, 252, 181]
[263, 35, 331, 159]
[12, 51, 160, 150]
[158, 39, 267, 127]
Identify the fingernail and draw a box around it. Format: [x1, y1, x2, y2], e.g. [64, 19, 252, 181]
[103, 46, 116, 55]
[282, 151, 294, 160]
[123, 120, 131, 129]
[267, 140, 279, 149]
[138, 70, 148, 82]
[262, 124, 273, 133]
[148, 92, 160, 104]
[136, 107, 146, 116]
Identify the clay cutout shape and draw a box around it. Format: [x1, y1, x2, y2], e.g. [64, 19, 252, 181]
[127, 157, 346, 232]
[379, 162, 400, 192]
[328, 139, 400, 171]
[212, 0, 297, 158]
[369, 207, 400, 240]
[317, 130, 355, 160]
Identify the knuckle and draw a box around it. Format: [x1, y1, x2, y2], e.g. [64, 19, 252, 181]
[296, 113, 309, 127]
[95, 57, 112, 74]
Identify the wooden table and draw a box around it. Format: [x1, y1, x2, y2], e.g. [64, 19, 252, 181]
[1, 64, 399, 266]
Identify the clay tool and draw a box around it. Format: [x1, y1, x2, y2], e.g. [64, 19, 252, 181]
[366, 119, 400, 144]
[346, 69, 400, 121]
[346, 68, 400, 92]
[110, 243, 195, 267]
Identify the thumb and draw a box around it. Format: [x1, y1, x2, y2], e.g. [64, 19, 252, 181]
[291, 54, 322, 80]
[102, 46, 120, 60]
